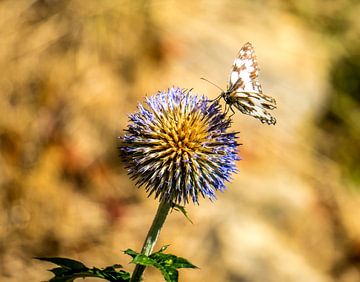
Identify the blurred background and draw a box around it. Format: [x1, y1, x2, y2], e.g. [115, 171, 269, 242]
[0, 0, 359, 281]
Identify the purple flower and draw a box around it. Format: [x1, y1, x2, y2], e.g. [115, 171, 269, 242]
[119, 87, 240, 205]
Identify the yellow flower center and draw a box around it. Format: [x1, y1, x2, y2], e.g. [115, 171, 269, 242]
[159, 107, 209, 159]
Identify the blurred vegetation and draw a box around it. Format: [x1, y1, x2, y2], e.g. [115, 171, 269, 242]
[282, 0, 360, 187]
[285, 0, 355, 34]
[318, 46, 360, 186]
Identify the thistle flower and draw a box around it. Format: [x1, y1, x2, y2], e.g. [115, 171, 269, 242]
[119, 87, 239, 205]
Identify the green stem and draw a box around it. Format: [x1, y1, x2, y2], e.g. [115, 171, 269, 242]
[130, 200, 171, 282]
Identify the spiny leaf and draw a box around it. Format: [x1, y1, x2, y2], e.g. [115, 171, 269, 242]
[171, 204, 193, 224]
[36, 257, 130, 282]
[35, 257, 86, 270]
[125, 246, 197, 282]
[131, 254, 155, 266]
[157, 245, 170, 253]
[49, 267, 69, 276]
[123, 248, 139, 259]
[48, 272, 95, 282]
[152, 262, 178, 282]
[150, 253, 197, 269]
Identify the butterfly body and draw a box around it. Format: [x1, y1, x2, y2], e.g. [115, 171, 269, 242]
[220, 42, 277, 125]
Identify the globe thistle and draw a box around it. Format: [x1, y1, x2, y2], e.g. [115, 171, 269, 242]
[119, 87, 240, 205]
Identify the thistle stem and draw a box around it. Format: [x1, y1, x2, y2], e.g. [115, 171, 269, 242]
[130, 200, 171, 282]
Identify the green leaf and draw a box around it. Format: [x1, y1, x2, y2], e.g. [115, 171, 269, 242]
[157, 245, 170, 253]
[131, 254, 155, 266]
[100, 267, 131, 281]
[48, 271, 95, 282]
[125, 246, 197, 282]
[123, 248, 139, 259]
[171, 256, 197, 269]
[171, 204, 193, 224]
[35, 257, 86, 270]
[152, 263, 178, 282]
[49, 267, 69, 276]
[36, 257, 130, 282]
[150, 248, 197, 281]
[150, 253, 197, 269]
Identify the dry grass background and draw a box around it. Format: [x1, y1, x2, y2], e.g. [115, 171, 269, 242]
[0, 0, 360, 281]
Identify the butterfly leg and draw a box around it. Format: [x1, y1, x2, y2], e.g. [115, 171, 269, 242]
[209, 93, 223, 103]
[224, 103, 235, 117]
[224, 103, 229, 115]
[229, 106, 235, 118]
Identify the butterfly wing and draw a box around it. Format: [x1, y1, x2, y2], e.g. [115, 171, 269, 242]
[227, 42, 277, 125]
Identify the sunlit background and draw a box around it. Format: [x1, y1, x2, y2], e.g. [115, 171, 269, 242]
[1, 0, 360, 281]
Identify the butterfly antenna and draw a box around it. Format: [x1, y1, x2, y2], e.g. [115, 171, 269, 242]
[200, 77, 224, 92]
[200, 78, 225, 103]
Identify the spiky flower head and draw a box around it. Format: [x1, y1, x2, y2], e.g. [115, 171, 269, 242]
[119, 87, 239, 205]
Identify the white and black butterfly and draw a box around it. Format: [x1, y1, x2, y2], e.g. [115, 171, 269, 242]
[213, 42, 277, 125]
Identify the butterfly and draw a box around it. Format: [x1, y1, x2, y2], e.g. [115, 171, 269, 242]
[215, 42, 277, 125]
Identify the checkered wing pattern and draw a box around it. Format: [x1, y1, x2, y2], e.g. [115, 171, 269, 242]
[225, 42, 277, 125]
